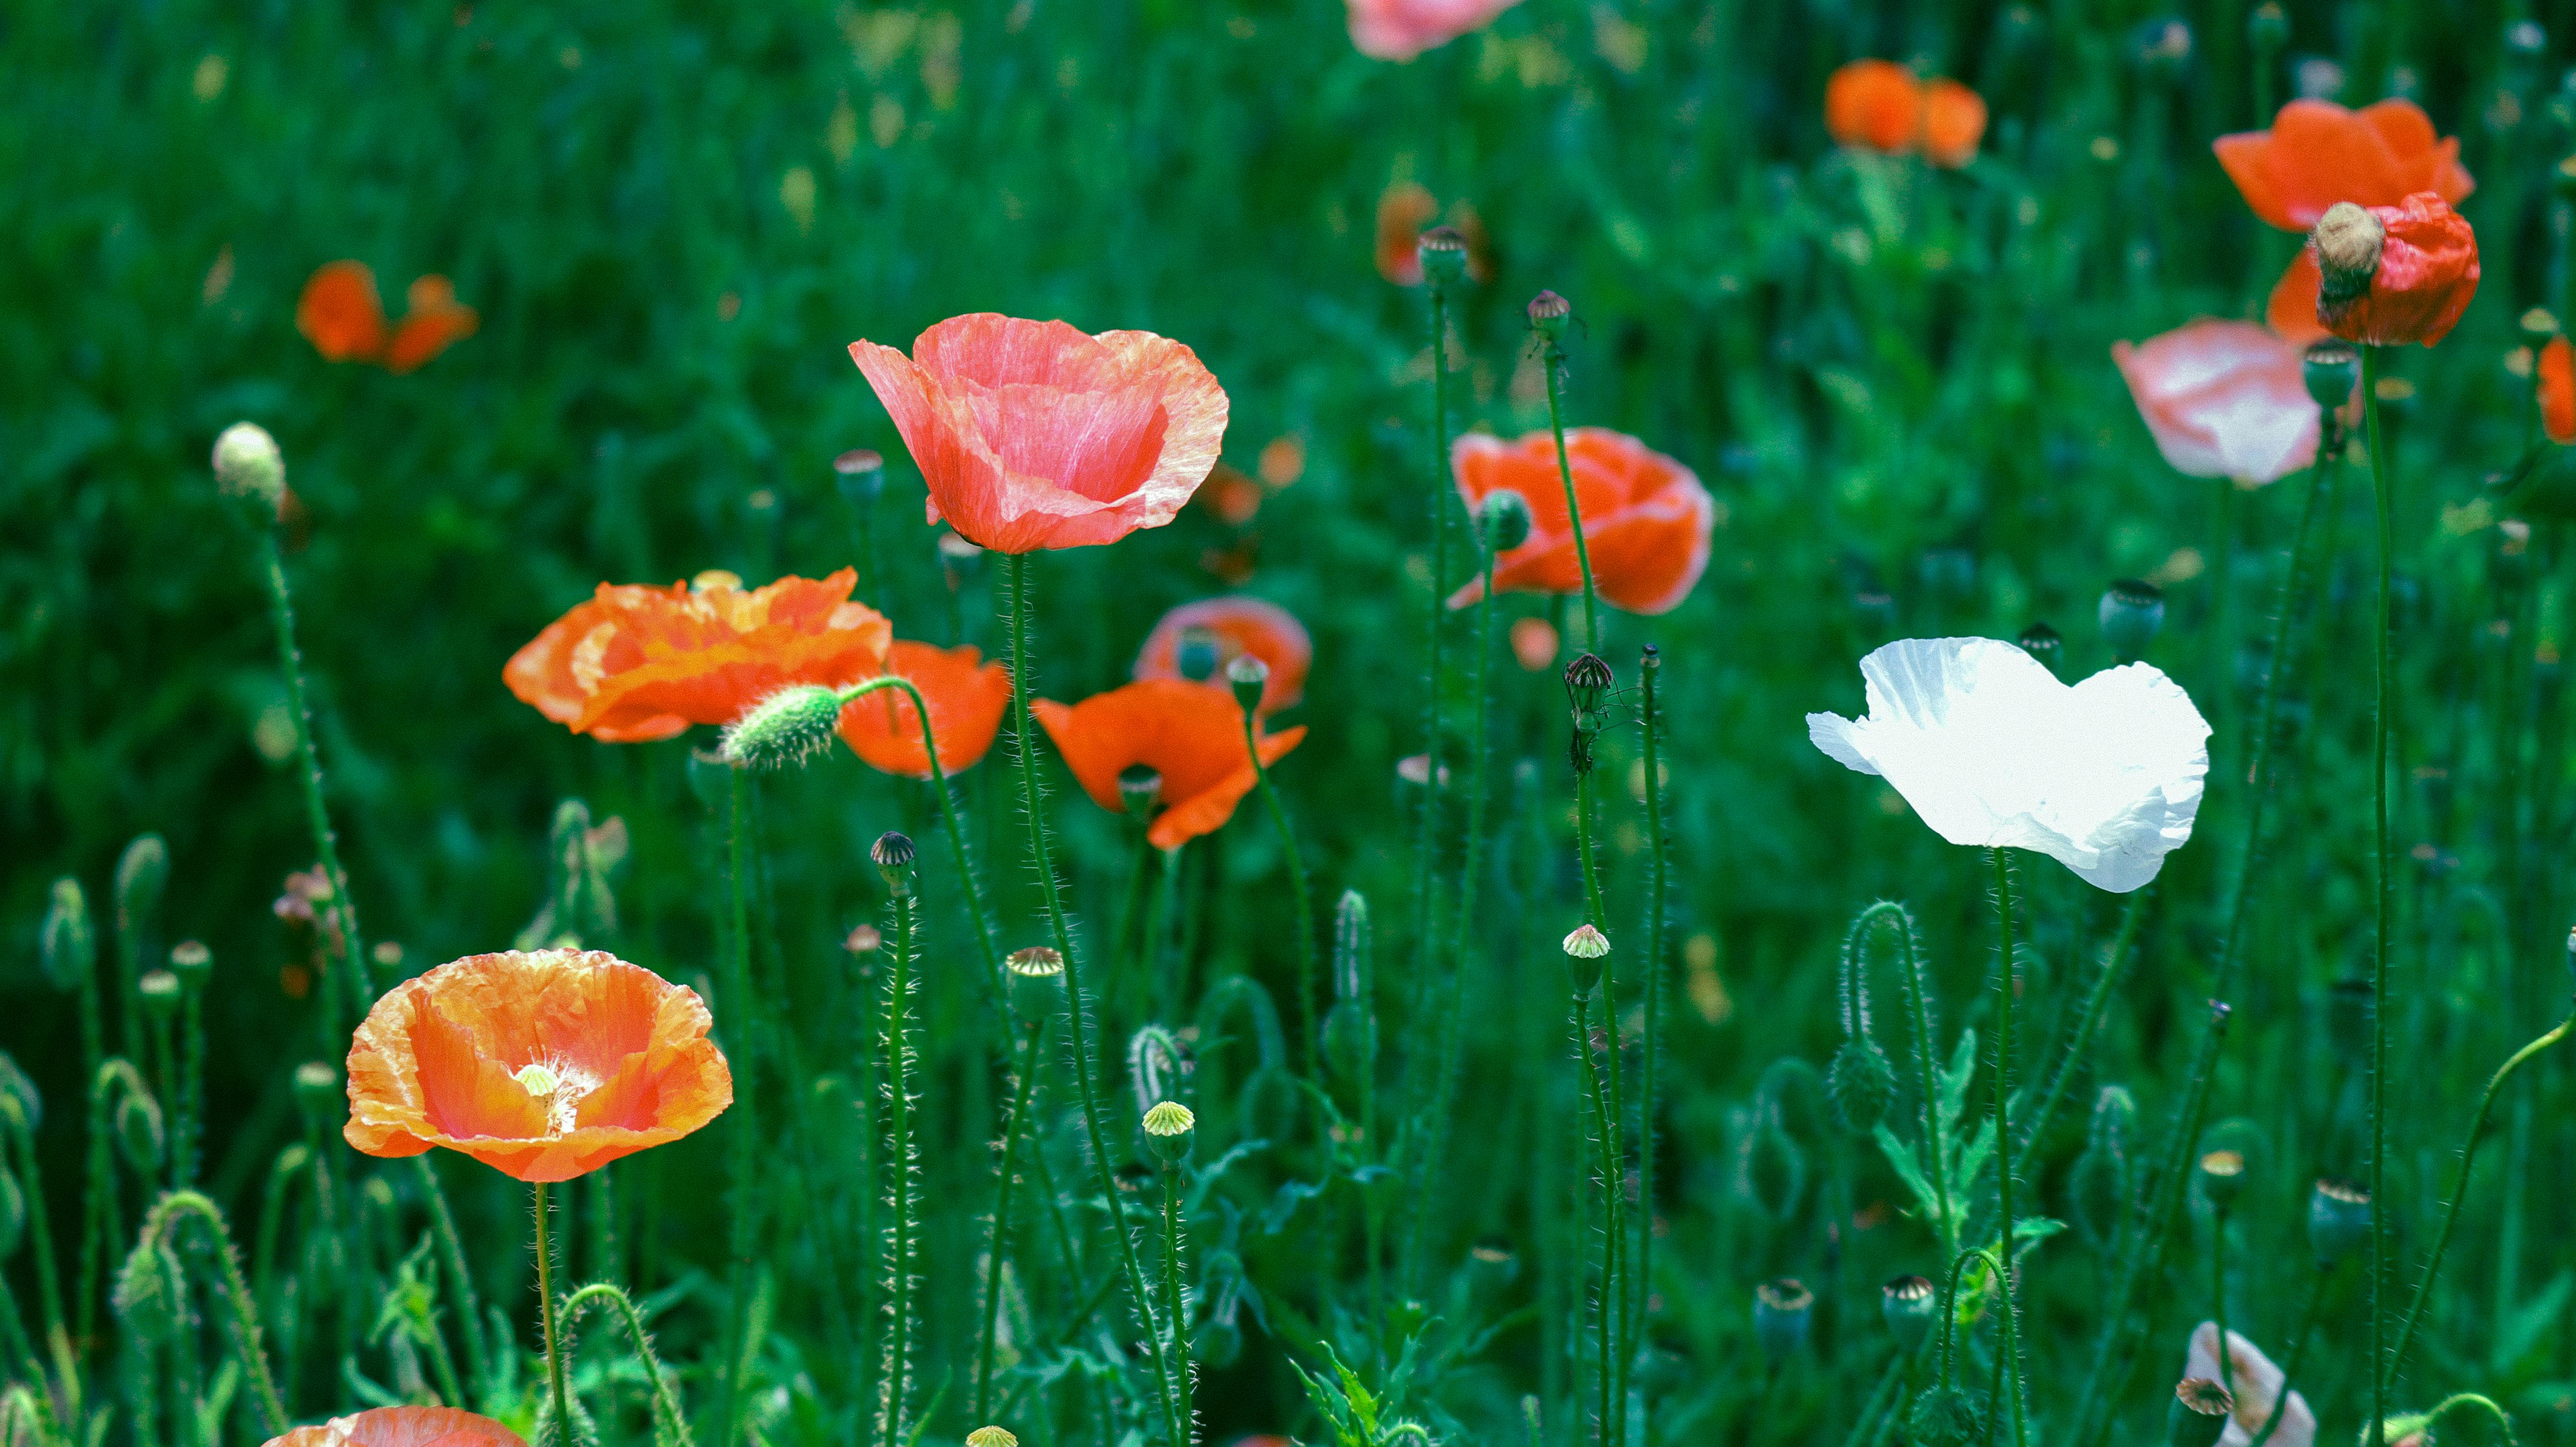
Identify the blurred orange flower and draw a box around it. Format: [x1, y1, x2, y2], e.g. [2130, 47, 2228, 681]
[1133, 596, 1313, 713]
[343, 949, 733, 1183]
[2541, 336, 2576, 444]
[264, 1407, 526, 1447]
[2263, 253, 2331, 346]
[1193, 462, 1268, 527]
[1033, 679, 1305, 850]
[2213, 99, 2474, 232]
[1448, 428, 1714, 615]
[296, 262, 479, 373]
[2313, 192, 2479, 348]
[1346, 0, 1523, 61]
[850, 314, 1229, 554]
[504, 569, 891, 742]
[1921, 80, 1987, 167]
[835, 639, 1013, 778]
[1825, 62, 1983, 167]
[1374, 183, 1494, 286]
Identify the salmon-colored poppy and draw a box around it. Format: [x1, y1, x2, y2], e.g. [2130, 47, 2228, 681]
[264, 1407, 527, 1447]
[2313, 192, 2480, 348]
[2112, 320, 2320, 484]
[835, 639, 1013, 778]
[1346, 0, 1524, 61]
[1133, 597, 1313, 713]
[850, 315, 1229, 554]
[1194, 462, 1268, 527]
[1033, 680, 1305, 851]
[1373, 184, 1495, 286]
[505, 569, 892, 742]
[1921, 79, 1986, 167]
[2213, 99, 2475, 233]
[2542, 337, 2576, 444]
[1447, 428, 1714, 615]
[343, 949, 733, 1183]
[297, 262, 479, 371]
[1826, 63, 1983, 168]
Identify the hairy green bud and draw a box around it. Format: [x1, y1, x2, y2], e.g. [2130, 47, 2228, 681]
[721, 684, 846, 770]
[114, 1238, 185, 1344]
[39, 878, 93, 994]
[1827, 1038, 1897, 1133]
[1909, 1386, 1985, 1447]
[116, 1090, 165, 1173]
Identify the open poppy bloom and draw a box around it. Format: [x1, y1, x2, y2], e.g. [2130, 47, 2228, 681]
[2542, 336, 2576, 444]
[296, 262, 480, 374]
[2112, 320, 2319, 484]
[849, 315, 1229, 554]
[1346, 0, 1524, 61]
[1373, 182, 1495, 286]
[2213, 98, 2474, 232]
[1825, 62, 1985, 167]
[2182, 1324, 2315, 1447]
[1447, 428, 1714, 615]
[505, 569, 891, 742]
[264, 1407, 527, 1447]
[2312, 192, 2479, 349]
[1133, 596, 1313, 714]
[344, 949, 733, 1183]
[1032, 679, 1305, 850]
[1807, 637, 2210, 893]
[835, 639, 1013, 778]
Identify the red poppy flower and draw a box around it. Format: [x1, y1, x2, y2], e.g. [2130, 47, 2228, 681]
[1447, 428, 1714, 615]
[1346, 0, 1524, 61]
[343, 949, 733, 1183]
[384, 276, 482, 375]
[2263, 253, 2332, 346]
[1826, 61, 1921, 153]
[2213, 99, 2475, 232]
[2542, 336, 2576, 445]
[1032, 680, 1305, 851]
[1373, 183, 1495, 286]
[849, 315, 1229, 554]
[1133, 597, 1313, 713]
[2111, 320, 2319, 484]
[504, 569, 891, 742]
[264, 1407, 526, 1447]
[296, 262, 479, 372]
[835, 639, 1014, 778]
[1921, 79, 1986, 168]
[2313, 192, 2479, 349]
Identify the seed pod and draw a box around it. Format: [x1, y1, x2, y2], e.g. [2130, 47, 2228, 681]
[2309, 1177, 2371, 1269]
[965, 1428, 1018, 1447]
[832, 449, 886, 503]
[1527, 289, 1572, 342]
[1563, 923, 1610, 994]
[1226, 654, 1269, 715]
[39, 878, 93, 994]
[1752, 1278, 1813, 1364]
[114, 1239, 186, 1344]
[2197, 1149, 2248, 1211]
[2169, 1379, 2234, 1447]
[2099, 579, 2166, 663]
[1419, 226, 1470, 289]
[1141, 1101, 1196, 1163]
[1174, 627, 1221, 682]
[2017, 622, 2064, 675]
[168, 941, 212, 994]
[211, 422, 285, 514]
[1117, 764, 1164, 820]
[1827, 1038, 1897, 1133]
[138, 970, 181, 1024]
[1467, 1235, 1519, 1296]
[872, 831, 917, 896]
[1882, 1274, 1938, 1355]
[116, 1090, 165, 1173]
[2304, 340, 2360, 411]
[1909, 1385, 1985, 1447]
[1563, 652, 1614, 723]
[1005, 946, 1064, 1022]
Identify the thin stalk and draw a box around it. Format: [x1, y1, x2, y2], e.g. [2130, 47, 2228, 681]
[1987, 849, 2026, 1447]
[256, 531, 371, 1014]
[1003, 552, 1183, 1447]
[2020, 890, 2148, 1152]
[176, 989, 204, 1184]
[0, 1100, 74, 1407]
[1859, 904, 1957, 1260]
[1835, 1358, 1908, 1447]
[2247, 1269, 2329, 1447]
[564, 1283, 699, 1447]
[534, 1182, 573, 1445]
[414, 1157, 491, 1393]
[1242, 706, 1319, 1078]
[879, 890, 921, 1445]
[1633, 644, 1667, 1359]
[1540, 347, 1602, 652]
[1572, 986, 1615, 1447]
[714, 765, 760, 1447]
[975, 1017, 1049, 1423]
[2363, 344, 2394, 1447]
[2211, 1203, 2234, 1395]
[1160, 1159, 1192, 1444]
[74, 914, 107, 1356]
[138, 1191, 288, 1437]
[1410, 278, 1454, 1063]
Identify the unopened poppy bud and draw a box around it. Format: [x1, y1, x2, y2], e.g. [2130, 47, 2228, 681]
[2247, 1, 2286, 55]
[2169, 1379, 2234, 1447]
[1468, 1235, 1519, 1294]
[2099, 579, 2166, 663]
[212, 421, 286, 515]
[872, 831, 917, 895]
[1527, 290, 1573, 341]
[114, 1239, 184, 1344]
[39, 878, 93, 993]
[1419, 225, 1471, 289]
[0, 1058, 37, 1134]
[1118, 764, 1163, 819]
[1909, 1386, 1985, 1447]
[138, 970, 181, 1023]
[116, 1090, 164, 1173]
[1323, 1000, 1376, 1090]
[1006, 945, 1063, 1019]
[1564, 651, 1614, 720]
[2309, 1177, 2372, 1268]
[293, 1061, 341, 1130]
[1562, 923, 1610, 991]
[2197, 1148, 2247, 1210]
[833, 448, 886, 503]
[965, 1430, 1018, 1447]
[2304, 339, 2360, 410]
[722, 684, 846, 770]
[168, 941, 212, 993]
[1826, 1038, 1897, 1133]
[1752, 1278, 1814, 1363]
[117, 833, 169, 935]
[2017, 622, 2064, 675]
[1332, 889, 1370, 1002]
[1226, 654, 1269, 714]
[2312, 202, 2387, 306]
[1141, 1100, 1195, 1162]
[1481, 489, 1534, 554]
[1882, 1274, 1938, 1354]
[1174, 627, 1222, 682]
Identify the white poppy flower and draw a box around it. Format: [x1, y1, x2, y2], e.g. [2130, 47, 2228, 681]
[1806, 637, 2209, 893]
[2185, 1322, 2314, 1447]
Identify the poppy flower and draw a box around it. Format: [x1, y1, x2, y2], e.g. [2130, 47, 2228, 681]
[1032, 680, 1305, 851]
[2311, 192, 2479, 348]
[2262, 253, 2332, 346]
[1193, 462, 1267, 527]
[2541, 336, 2576, 444]
[296, 262, 479, 373]
[264, 1407, 527, 1447]
[2182, 1324, 2314, 1447]
[850, 315, 1229, 554]
[1825, 62, 1984, 167]
[2111, 320, 2319, 484]
[1806, 637, 2210, 893]
[1373, 183, 1495, 286]
[504, 569, 891, 742]
[1921, 79, 1987, 167]
[2213, 98, 2474, 233]
[1133, 597, 1313, 713]
[343, 949, 733, 1184]
[835, 639, 1013, 778]
[1446, 428, 1714, 615]
[1346, 0, 1524, 62]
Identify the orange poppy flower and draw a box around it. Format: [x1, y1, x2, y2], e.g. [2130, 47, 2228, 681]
[2263, 253, 2332, 346]
[1921, 79, 1986, 167]
[1193, 462, 1268, 527]
[849, 315, 1229, 554]
[835, 639, 1014, 778]
[2313, 192, 2479, 349]
[1346, 0, 1524, 61]
[1447, 428, 1714, 615]
[265, 1408, 526, 1447]
[296, 262, 479, 371]
[1826, 61, 1921, 152]
[343, 949, 733, 1183]
[1133, 596, 1313, 714]
[2213, 99, 2475, 232]
[504, 568, 891, 742]
[1373, 183, 1495, 286]
[2543, 336, 2576, 445]
[1032, 680, 1305, 851]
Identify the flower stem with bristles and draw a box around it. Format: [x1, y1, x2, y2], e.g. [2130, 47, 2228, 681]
[532, 1181, 574, 1447]
[878, 888, 921, 1446]
[714, 763, 761, 1447]
[564, 1283, 698, 1447]
[1632, 643, 1667, 1369]
[134, 1190, 287, 1437]
[1410, 270, 1454, 1092]
[1987, 847, 2027, 1447]
[2362, 344, 2395, 1447]
[1570, 977, 1615, 1447]
[2247, 1270, 2328, 1447]
[1159, 1151, 1194, 1445]
[0, 1097, 76, 1414]
[1540, 345, 1601, 653]
[255, 530, 372, 1016]
[975, 1014, 1048, 1424]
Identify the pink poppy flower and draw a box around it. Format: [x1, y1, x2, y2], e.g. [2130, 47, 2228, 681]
[2111, 320, 2319, 485]
[1347, 0, 1525, 62]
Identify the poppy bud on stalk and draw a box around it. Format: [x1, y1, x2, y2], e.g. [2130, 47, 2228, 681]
[1562, 923, 1609, 992]
[2169, 1378, 2234, 1447]
[1481, 489, 1534, 554]
[211, 421, 286, 517]
[1882, 1274, 1938, 1354]
[1752, 1278, 1814, 1363]
[1910, 1386, 1986, 1447]
[1117, 764, 1164, 821]
[2017, 622, 2064, 675]
[1419, 225, 1470, 289]
[138, 969, 181, 1024]
[1226, 654, 1269, 714]
[2099, 579, 2166, 663]
[113, 1238, 185, 1344]
[39, 878, 93, 993]
[1006, 945, 1063, 1020]
[117, 834, 169, 940]
[2303, 340, 2360, 410]
[721, 684, 846, 770]
[168, 940, 211, 993]
[2247, 1, 2287, 56]
[115, 1090, 164, 1173]
[1826, 1037, 1897, 1132]
[1141, 1100, 1195, 1163]
[1564, 652, 1614, 724]
[2197, 1148, 2247, 1210]
[1528, 290, 1573, 342]
[2309, 1177, 2372, 1268]
[2312, 203, 2387, 307]
[965, 1430, 1019, 1447]
[872, 831, 917, 896]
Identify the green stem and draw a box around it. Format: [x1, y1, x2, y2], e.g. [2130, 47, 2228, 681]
[881, 891, 920, 1444]
[715, 765, 760, 1447]
[1003, 552, 1183, 1447]
[534, 1182, 573, 1445]
[2020, 890, 2147, 1152]
[565, 1283, 699, 1447]
[1633, 644, 1667, 1365]
[1242, 710, 1318, 1080]
[1160, 1159, 1192, 1445]
[975, 1017, 1048, 1423]
[1541, 347, 1602, 652]
[1987, 849, 2025, 1447]
[834, 674, 1004, 998]
[1410, 279, 1454, 1083]
[257, 531, 372, 1015]
[414, 1156, 491, 1393]
[176, 992, 204, 1185]
[1860, 905, 1957, 1260]
[2363, 343, 2393, 1447]
[1572, 985, 1614, 1447]
[2246, 1269, 2328, 1447]
[2211, 1204, 2234, 1396]
[0, 1100, 74, 1409]
[138, 1191, 287, 1436]
[80, 1062, 121, 1369]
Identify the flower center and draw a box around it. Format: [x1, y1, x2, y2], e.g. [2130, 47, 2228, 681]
[512, 1058, 597, 1136]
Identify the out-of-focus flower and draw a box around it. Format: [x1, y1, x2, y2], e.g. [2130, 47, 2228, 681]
[2264, 253, 2332, 346]
[1825, 62, 1985, 167]
[505, 569, 889, 742]
[2111, 320, 2320, 484]
[1133, 597, 1313, 713]
[835, 640, 1013, 778]
[2213, 98, 2474, 232]
[1374, 183, 1495, 285]
[850, 315, 1228, 553]
[1033, 679, 1305, 850]
[1510, 616, 1560, 670]
[262, 1406, 527, 1447]
[2182, 1323, 2315, 1447]
[2540, 335, 2575, 444]
[1448, 428, 1714, 615]
[2311, 193, 2479, 348]
[1921, 80, 1987, 167]
[343, 949, 733, 1183]
[1807, 637, 2210, 893]
[296, 262, 478, 373]
[1193, 462, 1268, 527]
[1346, 0, 1524, 62]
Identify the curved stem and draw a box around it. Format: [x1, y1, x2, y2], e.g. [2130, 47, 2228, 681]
[564, 1283, 698, 1447]
[0, 1101, 73, 1409]
[1860, 904, 1957, 1260]
[139, 1190, 287, 1436]
[975, 1017, 1048, 1423]
[1540, 348, 1602, 652]
[534, 1182, 573, 1444]
[257, 531, 372, 1012]
[2363, 344, 2393, 1447]
[834, 675, 1004, 998]
[2245, 1268, 2328, 1447]
[1242, 708, 1318, 1080]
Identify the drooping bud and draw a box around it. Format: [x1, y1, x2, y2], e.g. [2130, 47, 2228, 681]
[1562, 923, 1610, 993]
[2304, 339, 2360, 410]
[1129, 1025, 1184, 1118]
[965, 1429, 1019, 1447]
[833, 448, 886, 504]
[212, 422, 286, 515]
[39, 878, 94, 993]
[2016, 622, 2064, 676]
[2312, 202, 2386, 306]
[114, 1238, 186, 1344]
[1174, 627, 1222, 683]
[293, 1061, 342, 1132]
[116, 1089, 165, 1173]
[0, 1056, 37, 1134]
[2309, 1177, 2371, 1269]
[1141, 1100, 1196, 1163]
[1882, 1274, 1938, 1355]
[2197, 1148, 2248, 1211]
[1118, 764, 1164, 821]
[1481, 489, 1534, 554]
[1909, 1386, 1985, 1447]
[1745, 1103, 1806, 1221]
[1527, 290, 1572, 342]
[1226, 654, 1269, 715]
[117, 834, 170, 941]
[138, 970, 181, 1024]
[872, 831, 917, 896]
[2099, 579, 2166, 663]
[1419, 225, 1470, 289]
[721, 684, 846, 770]
[168, 941, 212, 994]
[2169, 1379, 2235, 1447]
[1826, 1038, 1897, 1133]
[1752, 1278, 1814, 1364]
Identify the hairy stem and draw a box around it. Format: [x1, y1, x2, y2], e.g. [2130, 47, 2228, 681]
[139, 1191, 288, 1436]
[1540, 348, 1601, 652]
[714, 764, 760, 1447]
[879, 891, 920, 1444]
[1988, 849, 2026, 1447]
[565, 1282, 699, 1447]
[2363, 344, 2394, 1447]
[257, 531, 372, 1013]
[975, 1017, 1048, 1423]
[534, 1182, 573, 1444]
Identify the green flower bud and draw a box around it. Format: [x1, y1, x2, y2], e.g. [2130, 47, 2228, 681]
[2099, 579, 2166, 663]
[1142, 1100, 1195, 1163]
[2067, 1085, 2136, 1254]
[212, 422, 286, 515]
[1481, 490, 1534, 554]
[1323, 1000, 1376, 1092]
[39, 878, 93, 994]
[721, 684, 846, 770]
[1467, 1235, 1519, 1296]
[0, 1164, 24, 1261]
[1562, 923, 1609, 993]
[1752, 1278, 1813, 1364]
[1194, 1313, 1244, 1368]
[114, 1239, 185, 1344]
[833, 449, 886, 503]
[168, 940, 212, 994]
[2309, 1177, 2371, 1269]
[1882, 1274, 1938, 1355]
[116, 1090, 165, 1174]
[1174, 627, 1222, 683]
[872, 831, 917, 897]
[1827, 1038, 1897, 1133]
[0, 1055, 37, 1134]
[2170, 1379, 2234, 1447]
[116, 834, 169, 939]
[1909, 1385, 1985, 1447]
[1226, 654, 1269, 714]
[1332, 889, 1370, 1002]
[138, 969, 181, 1024]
